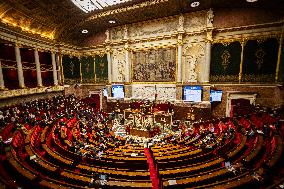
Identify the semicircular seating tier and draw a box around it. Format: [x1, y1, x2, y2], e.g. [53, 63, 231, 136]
[0, 96, 283, 189]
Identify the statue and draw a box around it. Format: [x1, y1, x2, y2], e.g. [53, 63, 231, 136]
[207, 9, 214, 28]
[123, 26, 128, 40]
[105, 30, 110, 42]
[178, 14, 184, 31]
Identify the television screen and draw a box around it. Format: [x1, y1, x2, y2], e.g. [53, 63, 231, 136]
[183, 86, 202, 102]
[103, 88, 108, 97]
[210, 90, 222, 102]
[112, 85, 125, 98]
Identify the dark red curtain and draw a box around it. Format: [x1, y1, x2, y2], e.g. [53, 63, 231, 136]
[0, 43, 19, 89]
[21, 47, 37, 88]
[0, 43, 15, 61]
[39, 51, 53, 87]
[41, 71, 54, 87]
[2, 68, 18, 89]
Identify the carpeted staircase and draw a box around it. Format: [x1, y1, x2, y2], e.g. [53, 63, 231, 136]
[144, 147, 161, 189]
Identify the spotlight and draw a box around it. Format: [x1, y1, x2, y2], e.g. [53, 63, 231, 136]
[191, 1, 200, 7]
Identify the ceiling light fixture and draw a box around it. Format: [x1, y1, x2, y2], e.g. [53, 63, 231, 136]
[109, 20, 116, 24]
[246, 0, 258, 2]
[82, 29, 88, 33]
[191, 1, 200, 7]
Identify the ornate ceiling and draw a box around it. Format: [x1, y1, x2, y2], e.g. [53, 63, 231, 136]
[0, 0, 283, 46]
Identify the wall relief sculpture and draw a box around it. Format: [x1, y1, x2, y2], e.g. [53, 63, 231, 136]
[128, 17, 178, 38]
[110, 27, 124, 41]
[132, 48, 176, 82]
[184, 11, 206, 32]
[132, 85, 156, 99]
[183, 43, 205, 82]
[112, 49, 126, 82]
[156, 86, 176, 100]
[132, 85, 176, 100]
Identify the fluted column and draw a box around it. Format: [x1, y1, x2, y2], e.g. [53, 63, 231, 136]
[177, 43, 183, 82]
[56, 53, 62, 85]
[239, 40, 245, 83]
[275, 35, 283, 82]
[51, 51, 58, 85]
[0, 60, 5, 89]
[203, 41, 211, 83]
[124, 43, 130, 82]
[58, 52, 64, 85]
[15, 43, 25, 88]
[34, 48, 43, 87]
[106, 47, 112, 83]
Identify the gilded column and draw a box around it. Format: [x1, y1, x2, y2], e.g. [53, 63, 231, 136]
[203, 8, 214, 83]
[15, 43, 25, 88]
[275, 34, 283, 82]
[203, 40, 212, 83]
[51, 51, 58, 85]
[124, 43, 130, 82]
[58, 52, 64, 84]
[239, 40, 246, 83]
[177, 14, 184, 83]
[177, 35, 183, 82]
[79, 56, 82, 83]
[0, 60, 5, 89]
[106, 47, 112, 83]
[56, 52, 62, 85]
[123, 26, 130, 83]
[34, 48, 43, 87]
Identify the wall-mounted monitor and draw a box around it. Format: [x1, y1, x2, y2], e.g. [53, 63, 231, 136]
[183, 86, 202, 102]
[210, 90, 222, 102]
[111, 85, 125, 99]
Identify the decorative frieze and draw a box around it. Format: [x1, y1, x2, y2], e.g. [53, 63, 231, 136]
[0, 85, 64, 100]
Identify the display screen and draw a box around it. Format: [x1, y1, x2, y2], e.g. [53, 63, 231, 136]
[111, 85, 125, 98]
[210, 90, 222, 102]
[183, 86, 202, 102]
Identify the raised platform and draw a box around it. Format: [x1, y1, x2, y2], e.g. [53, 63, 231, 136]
[129, 128, 150, 138]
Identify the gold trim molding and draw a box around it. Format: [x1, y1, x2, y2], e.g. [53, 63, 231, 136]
[86, 0, 170, 22]
[0, 85, 64, 100]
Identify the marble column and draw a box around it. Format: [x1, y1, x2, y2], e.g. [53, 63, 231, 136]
[51, 51, 58, 85]
[56, 53, 62, 85]
[124, 43, 130, 83]
[125, 50, 130, 82]
[0, 60, 5, 89]
[177, 44, 182, 82]
[15, 44, 25, 88]
[203, 41, 211, 83]
[107, 50, 112, 83]
[34, 48, 43, 87]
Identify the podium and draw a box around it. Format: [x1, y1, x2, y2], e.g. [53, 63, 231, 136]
[129, 128, 150, 138]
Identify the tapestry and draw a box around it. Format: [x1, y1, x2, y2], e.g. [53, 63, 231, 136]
[243, 38, 278, 82]
[95, 54, 108, 82]
[132, 48, 176, 82]
[81, 56, 95, 83]
[62, 55, 80, 84]
[210, 41, 241, 82]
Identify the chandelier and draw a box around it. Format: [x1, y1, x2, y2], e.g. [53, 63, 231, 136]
[71, 0, 132, 13]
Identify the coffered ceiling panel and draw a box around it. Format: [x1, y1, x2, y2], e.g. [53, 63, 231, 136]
[0, 0, 283, 46]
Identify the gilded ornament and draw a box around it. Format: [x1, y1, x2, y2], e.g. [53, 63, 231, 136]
[221, 50, 231, 70]
[255, 48, 266, 70]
